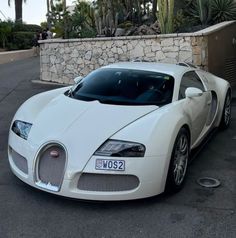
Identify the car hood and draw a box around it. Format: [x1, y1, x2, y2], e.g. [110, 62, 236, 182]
[28, 94, 158, 171]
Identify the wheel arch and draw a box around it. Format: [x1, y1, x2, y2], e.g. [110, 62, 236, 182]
[182, 124, 191, 144]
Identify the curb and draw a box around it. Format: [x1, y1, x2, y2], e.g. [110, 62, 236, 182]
[31, 79, 68, 86]
[0, 49, 35, 64]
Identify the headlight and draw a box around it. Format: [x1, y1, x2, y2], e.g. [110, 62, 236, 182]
[94, 140, 145, 157]
[11, 120, 32, 140]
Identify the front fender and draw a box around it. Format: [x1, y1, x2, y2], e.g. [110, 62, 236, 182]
[11, 86, 70, 125]
[111, 102, 190, 189]
[112, 102, 190, 157]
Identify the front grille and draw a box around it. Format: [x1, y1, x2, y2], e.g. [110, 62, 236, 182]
[78, 173, 139, 192]
[10, 147, 28, 174]
[36, 144, 66, 191]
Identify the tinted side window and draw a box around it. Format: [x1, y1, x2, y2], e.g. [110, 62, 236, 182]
[179, 71, 205, 99]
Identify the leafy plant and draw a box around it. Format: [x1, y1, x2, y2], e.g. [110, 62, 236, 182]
[69, 1, 97, 38]
[212, 0, 236, 23]
[9, 31, 34, 50]
[0, 20, 13, 48]
[189, 0, 212, 26]
[173, 9, 194, 32]
[13, 23, 42, 32]
[157, 0, 174, 34]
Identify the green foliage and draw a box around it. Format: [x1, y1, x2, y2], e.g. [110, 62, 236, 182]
[70, 1, 97, 38]
[0, 20, 37, 50]
[52, 21, 65, 38]
[184, 0, 236, 27]
[44, 0, 236, 38]
[212, 0, 236, 23]
[173, 9, 194, 32]
[74, 0, 95, 28]
[79, 27, 97, 38]
[40, 21, 48, 30]
[13, 23, 42, 32]
[93, 0, 119, 36]
[189, 0, 212, 26]
[0, 20, 13, 48]
[8, 31, 34, 50]
[157, 0, 174, 34]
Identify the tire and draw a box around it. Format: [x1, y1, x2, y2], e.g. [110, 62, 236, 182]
[165, 127, 190, 193]
[220, 90, 231, 129]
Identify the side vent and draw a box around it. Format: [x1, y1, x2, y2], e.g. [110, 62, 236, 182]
[225, 58, 236, 86]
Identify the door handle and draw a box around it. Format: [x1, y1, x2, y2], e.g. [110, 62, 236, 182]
[207, 100, 211, 105]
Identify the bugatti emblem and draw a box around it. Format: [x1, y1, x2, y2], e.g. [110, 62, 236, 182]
[50, 150, 59, 158]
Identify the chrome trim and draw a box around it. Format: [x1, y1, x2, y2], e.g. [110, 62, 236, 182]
[34, 141, 68, 192]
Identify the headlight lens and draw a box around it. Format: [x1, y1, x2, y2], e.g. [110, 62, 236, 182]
[94, 140, 146, 157]
[11, 120, 32, 140]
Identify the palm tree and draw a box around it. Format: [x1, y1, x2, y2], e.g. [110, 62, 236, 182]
[8, 0, 27, 23]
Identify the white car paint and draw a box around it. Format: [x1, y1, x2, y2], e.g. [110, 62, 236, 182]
[8, 62, 231, 200]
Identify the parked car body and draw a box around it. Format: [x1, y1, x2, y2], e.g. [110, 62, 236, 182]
[8, 62, 231, 200]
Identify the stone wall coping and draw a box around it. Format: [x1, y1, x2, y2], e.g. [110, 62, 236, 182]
[194, 20, 235, 35]
[39, 21, 235, 45]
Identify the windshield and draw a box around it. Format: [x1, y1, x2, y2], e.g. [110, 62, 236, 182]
[68, 68, 174, 106]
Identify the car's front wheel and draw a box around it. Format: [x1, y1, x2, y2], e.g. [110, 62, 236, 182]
[165, 127, 190, 193]
[220, 90, 231, 129]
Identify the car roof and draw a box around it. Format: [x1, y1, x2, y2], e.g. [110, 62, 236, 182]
[102, 62, 193, 79]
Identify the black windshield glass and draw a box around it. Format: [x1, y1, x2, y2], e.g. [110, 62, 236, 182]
[69, 68, 174, 106]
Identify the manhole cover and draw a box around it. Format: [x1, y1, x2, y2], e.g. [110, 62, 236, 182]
[197, 177, 221, 188]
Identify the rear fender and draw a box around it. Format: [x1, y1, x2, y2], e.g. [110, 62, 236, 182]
[212, 76, 231, 126]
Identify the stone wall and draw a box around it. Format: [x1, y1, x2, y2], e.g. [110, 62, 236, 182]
[39, 21, 235, 84]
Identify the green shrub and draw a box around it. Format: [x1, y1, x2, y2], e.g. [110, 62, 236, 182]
[173, 9, 195, 32]
[79, 27, 96, 38]
[7, 31, 35, 50]
[189, 0, 212, 26]
[0, 20, 13, 48]
[13, 23, 42, 33]
[212, 0, 236, 23]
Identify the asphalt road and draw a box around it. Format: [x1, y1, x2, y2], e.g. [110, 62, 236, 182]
[0, 58, 235, 238]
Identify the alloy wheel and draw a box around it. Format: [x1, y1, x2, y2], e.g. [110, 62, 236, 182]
[173, 134, 189, 186]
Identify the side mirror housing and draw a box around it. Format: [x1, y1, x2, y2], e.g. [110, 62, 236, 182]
[74, 76, 83, 84]
[185, 87, 203, 98]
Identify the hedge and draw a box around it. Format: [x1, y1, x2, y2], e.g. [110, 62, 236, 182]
[13, 23, 42, 33]
[7, 31, 35, 50]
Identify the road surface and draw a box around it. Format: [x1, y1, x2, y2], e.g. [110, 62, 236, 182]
[0, 58, 235, 238]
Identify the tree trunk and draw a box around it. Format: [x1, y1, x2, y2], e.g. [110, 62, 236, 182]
[152, 0, 157, 21]
[63, 0, 68, 39]
[15, 0, 23, 23]
[46, 0, 51, 29]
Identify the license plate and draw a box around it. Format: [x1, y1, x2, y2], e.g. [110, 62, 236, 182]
[95, 159, 125, 171]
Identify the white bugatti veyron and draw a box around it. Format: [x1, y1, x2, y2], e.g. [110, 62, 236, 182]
[8, 62, 231, 201]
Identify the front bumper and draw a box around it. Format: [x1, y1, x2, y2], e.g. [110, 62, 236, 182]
[8, 132, 169, 201]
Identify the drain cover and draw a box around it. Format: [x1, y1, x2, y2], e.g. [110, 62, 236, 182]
[197, 177, 221, 188]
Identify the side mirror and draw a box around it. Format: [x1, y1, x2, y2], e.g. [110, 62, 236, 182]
[185, 87, 203, 98]
[74, 76, 83, 84]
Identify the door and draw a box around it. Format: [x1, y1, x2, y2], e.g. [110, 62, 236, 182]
[179, 71, 211, 144]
